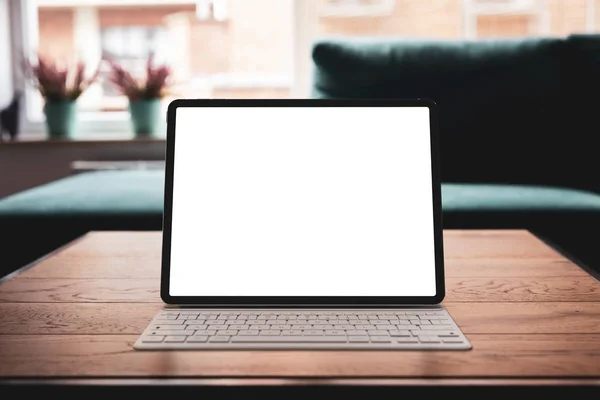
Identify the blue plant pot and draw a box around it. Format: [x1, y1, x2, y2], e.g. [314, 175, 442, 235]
[129, 99, 163, 137]
[43, 101, 77, 140]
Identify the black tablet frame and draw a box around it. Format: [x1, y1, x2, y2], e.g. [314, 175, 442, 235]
[160, 99, 445, 307]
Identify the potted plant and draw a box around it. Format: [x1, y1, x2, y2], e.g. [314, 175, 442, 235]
[107, 55, 171, 137]
[24, 54, 98, 139]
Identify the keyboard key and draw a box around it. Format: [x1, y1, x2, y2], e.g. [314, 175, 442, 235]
[436, 332, 460, 337]
[371, 337, 392, 343]
[419, 336, 441, 343]
[396, 337, 419, 343]
[142, 336, 165, 343]
[325, 330, 347, 336]
[344, 330, 368, 336]
[389, 330, 412, 337]
[152, 320, 184, 325]
[151, 325, 187, 330]
[187, 336, 209, 343]
[156, 315, 178, 320]
[348, 336, 369, 343]
[442, 338, 465, 343]
[368, 331, 390, 336]
[198, 330, 217, 336]
[418, 320, 432, 325]
[149, 330, 194, 336]
[231, 336, 348, 343]
[238, 331, 259, 336]
[269, 325, 291, 330]
[292, 325, 314, 330]
[207, 320, 225, 325]
[178, 315, 197, 320]
[303, 330, 325, 336]
[185, 320, 207, 325]
[260, 330, 281, 336]
[165, 336, 187, 343]
[187, 325, 206, 330]
[420, 326, 459, 331]
[227, 324, 249, 330]
[160, 312, 180, 317]
[281, 330, 304, 335]
[311, 325, 334, 329]
[209, 336, 231, 343]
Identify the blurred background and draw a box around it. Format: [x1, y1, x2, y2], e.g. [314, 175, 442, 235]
[2, 0, 600, 279]
[3, 0, 600, 135]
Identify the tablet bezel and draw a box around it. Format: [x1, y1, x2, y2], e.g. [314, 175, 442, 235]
[161, 99, 445, 307]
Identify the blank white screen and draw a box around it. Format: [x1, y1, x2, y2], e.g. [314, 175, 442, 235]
[169, 107, 437, 297]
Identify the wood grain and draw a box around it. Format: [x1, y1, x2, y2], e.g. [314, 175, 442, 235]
[1, 302, 599, 335]
[1, 334, 599, 377]
[17, 231, 569, 280]
[0, 230, 599, 383]
[2, 276, 599, 303]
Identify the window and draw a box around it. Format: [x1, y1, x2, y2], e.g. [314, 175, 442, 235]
[11, 0, 600, 135]
[99, 26, 167, 109]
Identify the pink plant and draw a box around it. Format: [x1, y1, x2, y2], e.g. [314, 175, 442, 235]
[107, 55, 171, 101]
[24, 53, 100, 102]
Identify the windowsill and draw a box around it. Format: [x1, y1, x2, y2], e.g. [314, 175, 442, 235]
[2, 132, 166, 145]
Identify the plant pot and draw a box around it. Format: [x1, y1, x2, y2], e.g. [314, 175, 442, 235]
[43, 100, 77, 140]
[129, 99, 163, 137]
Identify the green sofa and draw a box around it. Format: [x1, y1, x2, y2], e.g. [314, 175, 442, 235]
[0, 170, 164, 277]
[311, 34, 600, 271]
[1, 35, 600, 278]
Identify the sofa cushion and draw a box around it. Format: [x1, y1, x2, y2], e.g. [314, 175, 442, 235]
[311, 37, 586, 190]
[442, 183, 600, 228]
[3, 170, 600, 232]
[0, 170, 164, 230]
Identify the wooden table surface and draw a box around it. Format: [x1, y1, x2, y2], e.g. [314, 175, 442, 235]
[0, 230, 599, 385]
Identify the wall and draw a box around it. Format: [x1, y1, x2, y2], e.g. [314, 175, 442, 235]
[0, 0, 13, 108]
[98, 5, 194, 27]
[38, 8, 75, 60]
[228, 0, 293, 74]
[317, 0, 463, 38]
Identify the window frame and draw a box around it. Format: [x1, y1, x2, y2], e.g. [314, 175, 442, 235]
[10, 0, 303, 136]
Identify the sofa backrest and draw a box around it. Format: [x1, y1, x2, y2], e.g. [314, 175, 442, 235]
[311, 36, 600, 192]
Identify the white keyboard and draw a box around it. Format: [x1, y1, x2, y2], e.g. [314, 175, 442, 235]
[135, 308, 471, 350]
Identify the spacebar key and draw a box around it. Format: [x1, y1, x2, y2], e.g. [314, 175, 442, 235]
[231, 336, 347, 343]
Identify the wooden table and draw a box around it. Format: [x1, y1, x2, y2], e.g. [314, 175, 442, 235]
[1, 230, 599, 385]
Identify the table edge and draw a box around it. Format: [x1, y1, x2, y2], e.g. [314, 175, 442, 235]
[2, 378, 600, 386]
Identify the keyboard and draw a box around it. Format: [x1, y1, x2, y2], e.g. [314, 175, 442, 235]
[135, 308, 471, 350]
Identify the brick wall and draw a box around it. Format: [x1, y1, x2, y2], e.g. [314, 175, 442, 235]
[477, 15, 529, 38]
[548, 0, 588, 36]
[97, 5, 194, 27]
[317, 0, 463, 38]
[38, 8, 75, 60]
[227, 0, 293, 74]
